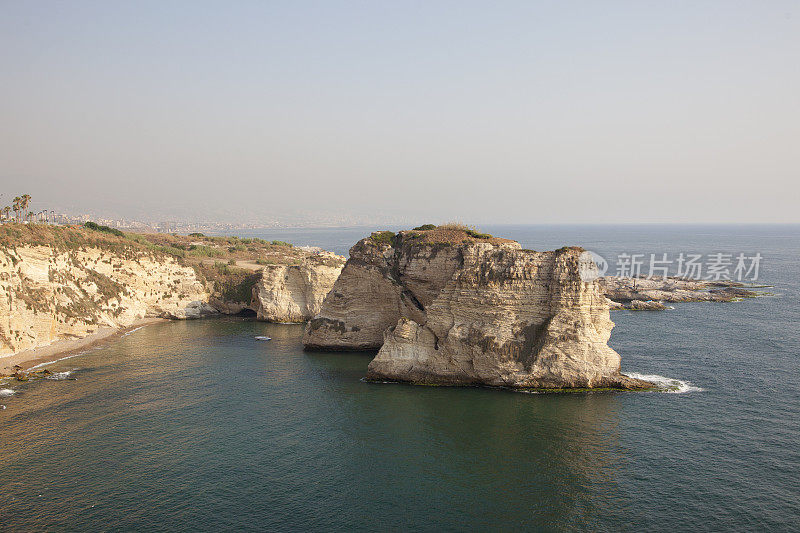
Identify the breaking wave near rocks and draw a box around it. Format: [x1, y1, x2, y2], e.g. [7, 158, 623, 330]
[626, 373, 704, 393]
[46, 371, 74, 380]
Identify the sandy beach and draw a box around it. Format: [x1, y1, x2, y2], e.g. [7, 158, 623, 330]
[0, 318, 165, 375]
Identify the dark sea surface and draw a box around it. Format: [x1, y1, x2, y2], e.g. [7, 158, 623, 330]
[1, 225, 798, 531]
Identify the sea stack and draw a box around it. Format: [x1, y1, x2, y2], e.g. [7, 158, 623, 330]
[304, 226, 650, 390]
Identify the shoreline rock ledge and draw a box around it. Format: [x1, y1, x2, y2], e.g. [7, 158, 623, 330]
[303, 227, 651, 390]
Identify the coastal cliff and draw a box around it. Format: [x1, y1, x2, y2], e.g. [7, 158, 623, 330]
[0, 224, 344, 370]
[304, 227, 649, 390]
[0, 244, 215, 359]
[253, 253, 345, 322]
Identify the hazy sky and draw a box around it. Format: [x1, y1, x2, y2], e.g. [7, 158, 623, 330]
[1, 1, 798, 225]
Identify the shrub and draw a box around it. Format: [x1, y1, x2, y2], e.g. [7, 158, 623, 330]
[149, 244, 185, 258]
[270, 240, 292, 247]
[222, 272, 260, 302]
[83, 221, 124, 237]
[465, 228, 493, 239]
[412, 224, 437, 231]
[187, 245, 224, 257]
[370, 231, 396, 245]
[188, 232, 205, 237]
[194, 262, 260, 303]
[438, 222, 492, 239]
[438, 221, 471, 232]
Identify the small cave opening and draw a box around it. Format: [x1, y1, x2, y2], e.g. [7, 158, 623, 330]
[236, 307, 257, 318]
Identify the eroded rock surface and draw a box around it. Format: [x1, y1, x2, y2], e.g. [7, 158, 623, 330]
[0, 245, 216, 357]
[600, 276, 760, 310]
[304, 228, 649, 390]
[253, 252, 345, 322]
[0, 224, 345, 362]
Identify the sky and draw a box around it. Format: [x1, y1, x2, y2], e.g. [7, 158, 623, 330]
[1, 1, 798, 225]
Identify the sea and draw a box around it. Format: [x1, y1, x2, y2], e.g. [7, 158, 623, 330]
[1, 224, 798, 531]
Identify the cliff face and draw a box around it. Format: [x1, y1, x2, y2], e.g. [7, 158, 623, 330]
[0, 224, 346, 362]
[0, 245, 216, 356]
[304, 229, 648, 389]
[253, 253, 345, 322]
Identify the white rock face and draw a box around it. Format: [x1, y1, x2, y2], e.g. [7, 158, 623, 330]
[0, 246, 216, 356]
[305, 231, 649, 389]
[252, 254, 345, 322]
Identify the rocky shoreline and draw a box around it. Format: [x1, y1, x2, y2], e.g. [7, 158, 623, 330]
[600, 276, 764, 310]
[0, 223, 345, 373]
[2, 223, 764, 391]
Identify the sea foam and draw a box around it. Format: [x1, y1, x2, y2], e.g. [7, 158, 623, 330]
[30, 353, 82, 370]
[0, 388, 14, 397]
[626, 372, 704, 393]
[46, 371, 73, 381]
[123, 325, 146, 337]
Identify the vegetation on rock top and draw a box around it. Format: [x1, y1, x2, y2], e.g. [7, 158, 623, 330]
[369, 231, 396, 245]
[370, 223, 514, 247]
[0, 222, 344, 306]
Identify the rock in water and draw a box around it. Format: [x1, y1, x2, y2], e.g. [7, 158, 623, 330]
[599, 276, 760, 310]
[304, 228, 650, 390]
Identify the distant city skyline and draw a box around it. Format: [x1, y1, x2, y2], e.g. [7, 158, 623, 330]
[2, 1, 799, 224]
[0, 192, 422, 228]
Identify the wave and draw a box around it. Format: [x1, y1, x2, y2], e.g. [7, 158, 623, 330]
[0, 388, 14, 397]
[625, 372, 704, 393]
[122, 325, 146, 337]
[46, 371, 73, 381]
[30, 353, 83, 370]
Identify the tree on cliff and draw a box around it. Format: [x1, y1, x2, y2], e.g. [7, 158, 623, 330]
[12, 197, 21, 222]
[20, 194, 31, 220]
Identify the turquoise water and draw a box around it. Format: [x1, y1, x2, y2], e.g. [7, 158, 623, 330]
[1, 225, 798, 531]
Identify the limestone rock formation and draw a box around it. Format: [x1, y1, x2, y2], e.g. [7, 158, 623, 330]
[0, 223, 349, 369]
[304, 228, 650, 390]
[252, 253, 345, 322]
[0, 245, 216, 357]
